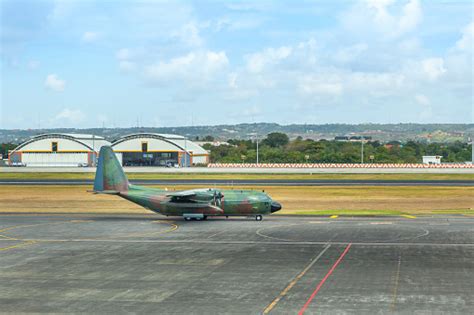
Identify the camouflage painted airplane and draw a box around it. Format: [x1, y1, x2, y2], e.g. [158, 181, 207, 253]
[93, 146, 282, 221]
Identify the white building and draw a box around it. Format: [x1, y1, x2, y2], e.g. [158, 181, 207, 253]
[111, 133, 209, 167]
[9, 133, 110, 167]
[422, 155, 442, 164]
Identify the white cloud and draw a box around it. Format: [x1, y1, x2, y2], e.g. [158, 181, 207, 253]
[345, 0, 422, 39]
[116, 48, 131, 60]
[415, 94, 430, 105]
[242, 105, 261, 117]
[246, 46, 292, 73]
[48, 0, 77, 22]
[334, 43, 368, 63]
[228, 72, 238, 89]
[115, 48, 144, 72]
[223, 72, 260, 101]
[299, 71, 404, 98]
[456, 21, 474, 51]
[415, 94, 433, 120]
[398, 37, 421, 53]
[421, 58, 446, 81]
[55, 108, 85, 123]
[172, 22, 203, 47]
[145, 51, 228, 84]
[398, 0, 422, 34]
[81, 31, 100, 43]
[215, 16, 264, 31]
[44, 74, 65, 91]
[299, 75, 343, 97]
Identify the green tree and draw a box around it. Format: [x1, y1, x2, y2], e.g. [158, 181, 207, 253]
[1, 143, 16, 158]
[262, 132, 289, 148]
[203, 135, 215, 141]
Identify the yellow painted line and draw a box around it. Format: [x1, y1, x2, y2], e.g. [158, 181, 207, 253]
[390, 253, 402, 311]
[0, 221, 78, 233]
[0, 220, 94, 249]
[330, 215, 338, 219]
[0, 233, 19, 241]
[262, 244, 331, 314]
[0, 241, 37, 251]
[401, 215, 416, 219]
[111, 221, 178, 239]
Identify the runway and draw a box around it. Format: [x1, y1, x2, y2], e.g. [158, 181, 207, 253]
[1, 178, 473, 186]
[1, 214, 473, 314]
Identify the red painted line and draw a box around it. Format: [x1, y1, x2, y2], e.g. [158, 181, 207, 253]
[298, 243, 352, 315]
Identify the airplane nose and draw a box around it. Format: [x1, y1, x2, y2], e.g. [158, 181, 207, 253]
[271, 201, 282, 213]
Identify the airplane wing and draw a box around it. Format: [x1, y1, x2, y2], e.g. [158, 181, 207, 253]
[166, 190, 196, 198]
[166, 189, 221, 204]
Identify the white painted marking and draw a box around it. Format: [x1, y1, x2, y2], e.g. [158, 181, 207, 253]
[6, 238, 474, 247]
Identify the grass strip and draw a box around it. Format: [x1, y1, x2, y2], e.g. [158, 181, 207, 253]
[0, 185, 472, 216]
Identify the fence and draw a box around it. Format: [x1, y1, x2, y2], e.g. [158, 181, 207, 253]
[208, 163, 473, 168]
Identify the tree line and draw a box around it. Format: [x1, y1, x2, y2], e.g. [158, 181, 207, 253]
[1, 132, 471, 164]
[202, 132, 472, 164]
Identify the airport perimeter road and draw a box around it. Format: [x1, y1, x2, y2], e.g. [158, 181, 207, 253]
[0, 178, 473, 186]
[1, 166, 473, 174]
[0, 214, 473, 314]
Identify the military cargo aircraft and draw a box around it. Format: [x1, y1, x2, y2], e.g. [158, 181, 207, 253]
[93, 146, 282, 220]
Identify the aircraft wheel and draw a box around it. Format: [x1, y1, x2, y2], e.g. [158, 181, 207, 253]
[255, 215, 263, 221]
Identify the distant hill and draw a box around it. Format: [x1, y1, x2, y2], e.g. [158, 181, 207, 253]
[1, 123, 472, 145]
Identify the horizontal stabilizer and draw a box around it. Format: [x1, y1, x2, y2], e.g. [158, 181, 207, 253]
[90, 190, 121, 195]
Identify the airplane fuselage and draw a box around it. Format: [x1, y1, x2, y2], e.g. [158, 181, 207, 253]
[119, 185, 279, 217]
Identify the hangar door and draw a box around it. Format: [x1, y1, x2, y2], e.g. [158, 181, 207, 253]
[22, 153, 89, 167]
[121, 152, 179, 166]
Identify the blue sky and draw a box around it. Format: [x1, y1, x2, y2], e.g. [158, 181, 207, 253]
[1, 0, 473, 129]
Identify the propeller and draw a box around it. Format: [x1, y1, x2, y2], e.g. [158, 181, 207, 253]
[213, 191, 224, 208]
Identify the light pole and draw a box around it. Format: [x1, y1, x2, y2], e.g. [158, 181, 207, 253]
[248, 133, 259, 165]
[470, 137, 473, 164]
[184, 136, 188, 167]
[92, 134, 96, 167]
[256, 134, 259, 165]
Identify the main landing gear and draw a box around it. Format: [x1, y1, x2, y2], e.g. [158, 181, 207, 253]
[184, 213, 206, 221]
[255, 215, 263, 221]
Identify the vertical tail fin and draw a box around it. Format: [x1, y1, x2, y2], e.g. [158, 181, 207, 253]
[93, 146, 129, 193]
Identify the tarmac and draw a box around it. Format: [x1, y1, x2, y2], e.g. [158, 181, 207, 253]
[1, 178, 473, 186]
[1, 214, 473, 314]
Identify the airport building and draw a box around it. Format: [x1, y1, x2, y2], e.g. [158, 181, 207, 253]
[8, 133, 110, 167]
[111, 133, 209, 167]
[9, 132, 209, 167]
[422, 155, 442, 164]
